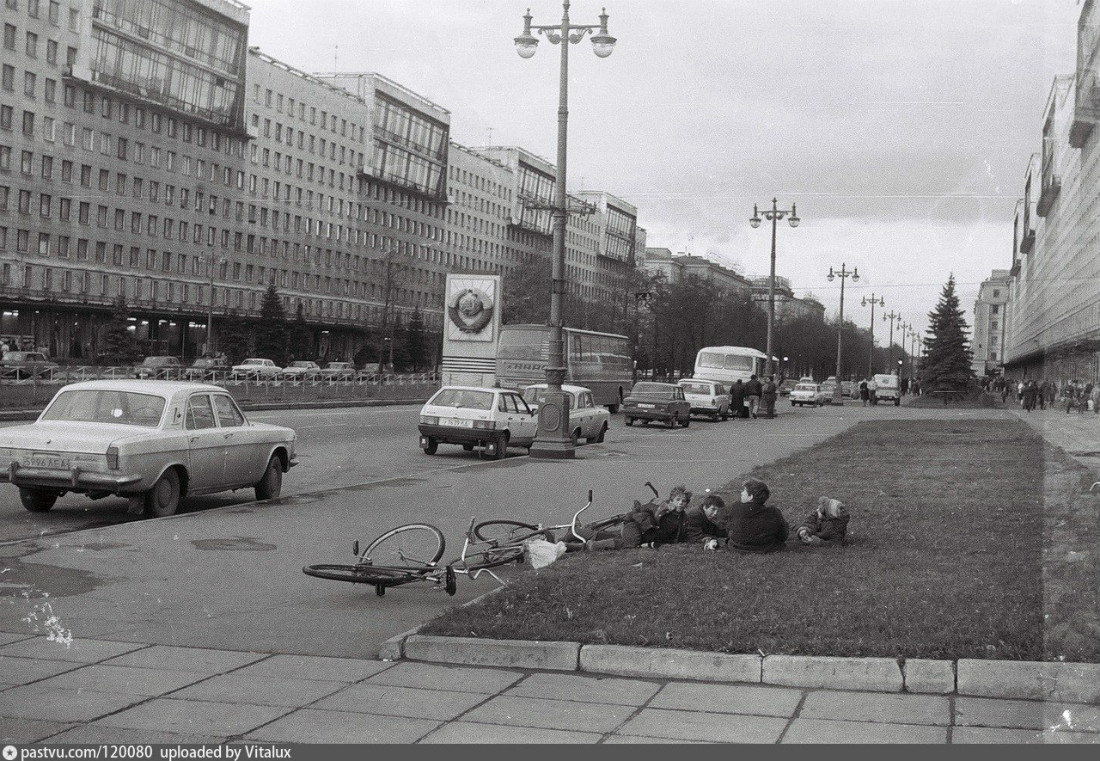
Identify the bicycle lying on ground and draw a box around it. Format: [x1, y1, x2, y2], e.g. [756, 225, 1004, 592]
[301, 485, 654, 597]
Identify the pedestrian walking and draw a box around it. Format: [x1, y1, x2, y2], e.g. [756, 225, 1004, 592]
[1038, 380, 1048, 410]
[730, 379, 746, 419]
[868, 377, 878, 406]
[859, 379, 869, 406]
[1023, 380, 1037, 412]
[745, 374, 763, 419]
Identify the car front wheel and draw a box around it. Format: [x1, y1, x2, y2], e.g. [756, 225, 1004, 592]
[255, 456, 283, 500]
[423, 437, 439, 455]
[595, 422, 608, 443]
[145, 469, 181, 518]
[625, 417, 634, 426]
[19, 488, 57, 512]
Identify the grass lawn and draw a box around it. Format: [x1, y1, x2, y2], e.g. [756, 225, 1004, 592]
[420, 418, 1100, 663]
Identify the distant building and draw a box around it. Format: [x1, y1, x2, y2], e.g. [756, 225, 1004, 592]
[972, 269, 1011, 377]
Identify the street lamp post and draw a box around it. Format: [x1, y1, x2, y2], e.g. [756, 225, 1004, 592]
[883, 310, 899, 376]
[515, 2, 616, 460]
[205, 256, 224, 357]
[749, 198, 800, 379]
[826, 264, 859, 404]
[861, 293, 884, 378]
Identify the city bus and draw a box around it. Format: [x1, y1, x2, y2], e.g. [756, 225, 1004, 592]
[693, 346, 769, 384]
[496, 324, 633, 411]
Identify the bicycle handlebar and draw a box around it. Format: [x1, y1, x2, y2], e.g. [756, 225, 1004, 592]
[568, 490, 594, 542]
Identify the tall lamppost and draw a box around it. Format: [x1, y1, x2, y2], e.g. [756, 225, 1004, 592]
[204, 255, 225, 357]
[896, 320, 908, 387]
[515, 2, 616, 460]
[826, 264, 859, 404]
[749, 198, 800, 378]
[883, 310, 899, 376]
[861, 293, 884, 378]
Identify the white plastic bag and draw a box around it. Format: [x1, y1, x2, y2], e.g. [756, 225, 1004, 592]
[523, 538, 567, 569]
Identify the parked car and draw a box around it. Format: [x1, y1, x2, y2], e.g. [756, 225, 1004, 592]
[621, 382, 692, 428]
[0, 351, 59, 379]
[418, 385, 537, 459]
[282, 361, 322, 380]
[819, 379, 841, 403]
[677, 378, 731, 421]
[873, 373, 901, 406]
[321, 361, 357, 381]
[521, 383, 610, 444]
[184, 356, 230, 381]
[231, 358, 283, 379]
[134, 356, 183, 379]
[790, 382, 826, 407]
[842, 380, 858, 399]
[0, 380, 297, 518]
[778, 378, 799, 397]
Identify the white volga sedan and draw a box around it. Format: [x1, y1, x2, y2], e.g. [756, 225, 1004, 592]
[0, 380, 298, 518]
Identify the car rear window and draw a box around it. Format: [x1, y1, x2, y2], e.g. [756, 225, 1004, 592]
[680, 382, 713, 394]
[632, 383, 671, 394]
[42, 390, 167, 427]
[429, 388, 494, 411]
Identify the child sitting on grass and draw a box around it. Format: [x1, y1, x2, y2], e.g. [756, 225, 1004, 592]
[680, 493, 728, 550]
[795, 497, 850, 546]
[725, 478, 789, 553]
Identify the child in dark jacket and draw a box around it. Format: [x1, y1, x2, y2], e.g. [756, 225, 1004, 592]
[680, 493, 728, 550]
[580, 486, 691, 550]
[795, 497, 850, 546]
[725, 478, 788, 553]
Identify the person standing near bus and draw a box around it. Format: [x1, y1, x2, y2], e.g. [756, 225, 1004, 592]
[745, 374, 763, 419]
[761, 375, 778, 418]
[729, 379, 746, 419]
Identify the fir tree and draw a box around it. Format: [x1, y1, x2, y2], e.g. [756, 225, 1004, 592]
[286, 303, 313, 363]
[254, 284, 288, 365]
[218, 310, 250, 365]
[101, 296, 140, 364]
[919, 274, 974, 391]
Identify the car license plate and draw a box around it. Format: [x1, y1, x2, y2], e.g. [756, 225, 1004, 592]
[443, 418, 474, 428]
[22, 454, 70, 470]
[637, 403, 654, 409]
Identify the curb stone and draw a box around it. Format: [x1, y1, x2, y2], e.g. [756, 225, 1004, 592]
[383, 636, 1100, 705]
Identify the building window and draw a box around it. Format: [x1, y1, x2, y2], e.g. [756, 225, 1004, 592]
[26, 31, 38, 58]
[1, 65, 14, 91]
[3, 24, 14, 51]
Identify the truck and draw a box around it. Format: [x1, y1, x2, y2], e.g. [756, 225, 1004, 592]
[873, 373, 900, 406]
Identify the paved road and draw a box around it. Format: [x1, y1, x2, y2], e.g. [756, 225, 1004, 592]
[1, 402, 1019, 660]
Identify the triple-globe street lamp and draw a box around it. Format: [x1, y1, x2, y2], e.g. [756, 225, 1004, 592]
[514, 2, 616, 459]
[826, 264, 859, 404]
[749, 198, 799, 379]
[861, 293, 884, 379]
[883, 310, 899, 378]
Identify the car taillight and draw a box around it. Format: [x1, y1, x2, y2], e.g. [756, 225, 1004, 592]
[473, 420, 496, 430]
[420, 415, 438, 425]
[106, 446, 119, 470]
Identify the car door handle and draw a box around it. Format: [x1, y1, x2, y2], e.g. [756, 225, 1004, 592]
[224, 433, 234, 440]
[189, 435, 199, 443]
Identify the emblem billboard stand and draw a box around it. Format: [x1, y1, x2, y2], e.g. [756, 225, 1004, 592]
[440, 275, 502, 387]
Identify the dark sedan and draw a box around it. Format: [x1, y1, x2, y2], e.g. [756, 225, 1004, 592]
[621, 382, 692, 428]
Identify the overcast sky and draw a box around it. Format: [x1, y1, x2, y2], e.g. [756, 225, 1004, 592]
[247, 0, 1082, 342]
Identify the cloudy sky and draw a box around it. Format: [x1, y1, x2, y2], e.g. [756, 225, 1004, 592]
[247, 0, 1082, 341]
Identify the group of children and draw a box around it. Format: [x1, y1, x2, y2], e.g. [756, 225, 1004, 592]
[563, 479, 850, 553]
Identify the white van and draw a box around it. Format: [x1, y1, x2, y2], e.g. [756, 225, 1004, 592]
[873, 374, 900, 406]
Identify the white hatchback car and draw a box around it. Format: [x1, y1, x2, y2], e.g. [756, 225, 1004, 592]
[521, 383, 610, 444]
[0, 380, 297, 518]
[677, 379, 732, 421]
[418, 386, 537, 459]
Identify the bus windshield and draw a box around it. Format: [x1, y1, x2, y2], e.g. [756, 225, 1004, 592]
[698, 352, 755, 372]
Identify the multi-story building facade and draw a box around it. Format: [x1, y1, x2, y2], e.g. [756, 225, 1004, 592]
[1, 0, 252, 358]
[972, 269, 1011, 377]
[1003, 36, 1100, 384]
[0, 0, 649, 365]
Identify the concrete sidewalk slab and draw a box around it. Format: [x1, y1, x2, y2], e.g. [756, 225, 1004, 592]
[0, 637, 144, 663]
[169, 672, 348, 707]
[503, 672, 661, 706]
[92, 697, 290, 736]
[310, 683, 490, 721]
[417, 721, 602, 744]
[0, 717, 76, 745]
[799, 690, 951, 726]
[457, 693, 636, 734]
[782, 718, 948, 744]
[245, 707, 439, 744]
[0, 654, 83, 683]
[228, 653, 394, 682]
[954, 696, 1100, 731]
[0, 684, 146, 723]
[32, 663, 209, 696]
[647, 682, 803, 718]
[47, 725, 224, 745]
[616, 707, 788, 743]
[102, 644, 267, 673]
[362, 660, 524, 693]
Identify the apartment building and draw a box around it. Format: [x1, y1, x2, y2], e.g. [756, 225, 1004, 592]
[972, 269, 1011, 377]
[0, 0, 251, 358]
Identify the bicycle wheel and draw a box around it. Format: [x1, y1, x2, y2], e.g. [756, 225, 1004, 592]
[302, 564, 422, 586]
[473, 519, 542, 543]
[583, 513, 631, 532]
[362, 524, 446, 568]
[458, 544, 526, 572]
